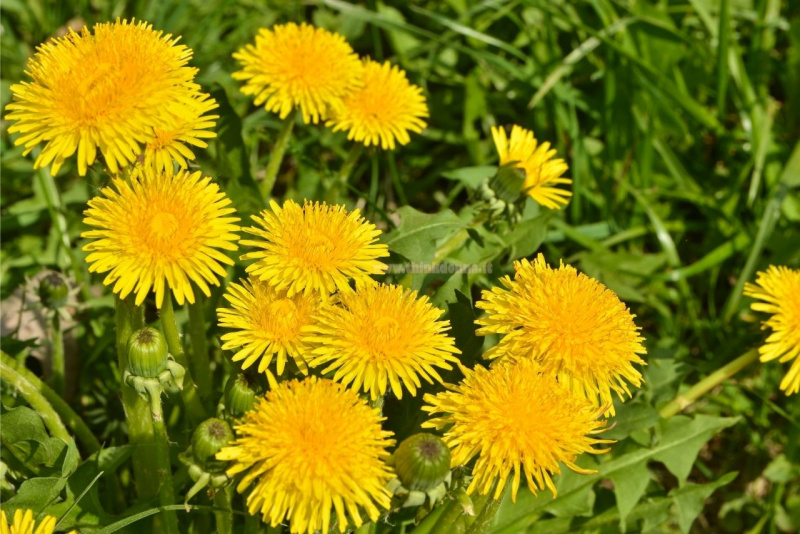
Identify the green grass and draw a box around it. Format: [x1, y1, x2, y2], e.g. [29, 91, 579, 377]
[1, 1, 799, 533]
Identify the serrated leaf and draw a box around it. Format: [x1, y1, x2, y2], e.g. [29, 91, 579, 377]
[1, 477, 66, 515]
[386, 206, 464, 263]
[652, 415, 738, 483]
[503, 214, 551, 260]
[0, 404, 75, 475]
[609, 461, 651, 530]
[670, 472, 738, 533]
[604, 401, 659, 440]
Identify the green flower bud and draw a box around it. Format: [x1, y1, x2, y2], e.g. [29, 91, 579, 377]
[224, 373, 260, 417]
[488, 162, 527, 204]
[127, 328, 168, 378]
[393, 433, 451, 492]
[192, 418, 234, 472]
[38, 273, 69, 309]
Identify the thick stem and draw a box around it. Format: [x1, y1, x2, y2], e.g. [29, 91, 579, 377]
[187, 297, 212, 400]
[116, 296, 162, 500]
[659, 349, 760, 418]
[260, 109, 297, 200]
[50, 313, 65, 397]
[0, 350, 100, 453]
[464, 495, 502, 534]
[213, 486, 234, 534]
[160, 295, 207, 424]
[146, 384, 180, 534]
[0, 352, 71, 444]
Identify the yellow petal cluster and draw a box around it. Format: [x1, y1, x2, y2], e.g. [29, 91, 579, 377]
[745, 265, 800, 395]
[241, 199, 388, 296]
[304, 283, 460, 399]
[1, 510, 60, 534]
[233, 22, 364, 124]
[5, 19, 216, 176]
[218, 277, 321, 383]
[423, 358, 609, 501]
[476, 253, 646, 414]
[491, 125, 571, 209]
[217, 377, 395, 534]
[328, 60, 428, 150]
[82, 168, 240, 308]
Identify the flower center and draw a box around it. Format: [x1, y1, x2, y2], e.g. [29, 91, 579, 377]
[260, 298, 300, 339]
[150, 211, 180, 237]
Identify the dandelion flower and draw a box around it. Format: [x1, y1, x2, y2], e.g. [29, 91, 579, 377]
[144, 92, 219, 174]
[304, 283, 460, 399]
[476, 253, 645, 413]
[745, 265, 800, 395]
[218, 277, 322, 381]
[217, 377, 395, 534]
[241, 200, 388, 296]
[1, 510, 57, 534]
[233, 23, 363, 124]
[5, 19, 215, 176]
[328, 60, 428, 150]
[82, 168, 240, 308]
[423, 358, 609, 501]
[491, 125, 571, 209]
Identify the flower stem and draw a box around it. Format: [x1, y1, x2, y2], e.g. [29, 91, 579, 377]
[36, 168, 91, 302]
[160, 295, 207, 424]
[187, 297, 212, 401]
[145, 383, 180, 534]
[0, 350, 101, 453]
[260, 109, 297, 200]
[213, 486, 234, 534]
[464, 495, 501, 534]
[0, 351, 71, 443]
[49, 312, 66, 397]
[116, 296, 164, 505]
[659, 348, 760, 418]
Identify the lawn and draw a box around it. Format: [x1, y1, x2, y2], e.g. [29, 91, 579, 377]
[1, 1, 798, 533]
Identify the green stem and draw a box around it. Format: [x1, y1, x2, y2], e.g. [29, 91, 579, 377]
[36, 168, 91, 302]
[464, 495, 501, 534]
[431, 493, 468, 533]
[260, 109, 297, 200]
[0, 351, 71, 443]
[0, 350, 100, 453]
[213, 486, 234, 534]
[145, 383, 179, 534]
[50, 313, 65, 397]
[187, 297, 212, 401]
[160, 295, 207, 424]
[116, 296, 162, 500]
[326, 144, 365, 203]
[659, 349, 760, 418]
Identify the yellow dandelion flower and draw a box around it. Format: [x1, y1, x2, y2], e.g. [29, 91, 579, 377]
[491, 125, 572, 210]
[744, 265, 800, 395]
[1, 510, 56, 534]
[328, 60, 428, 150]
[476, 253, 645, 413]
[217, 377, 395, 534]
[82, 168, 240, 308]
[144, 91, 219, 174]
[241, 199, 388, 296]
[423, 358, 610, 502]
[304, 283, 460, 400]
[218, 276, 322, 381]
[233, 23, 363, 124]
[5, 19, 214, 176]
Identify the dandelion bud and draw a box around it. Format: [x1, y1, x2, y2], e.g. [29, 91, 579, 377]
[192, 418, 234, 472]
[127, 328, 168, 378]
[488, 162, 527, 204]
[38, 273, 69, 309]
[393, 433, 451, 491]
[223, 373, 260, 417]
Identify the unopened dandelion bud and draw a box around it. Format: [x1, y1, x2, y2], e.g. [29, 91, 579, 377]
[192, 418, 234, 473]
[393, 433, 451, 492]
[38, 273, 69, 309]
[224, 373, 259, 417]
[127, 328, 168, 378]
[488, 162, 528, 204]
